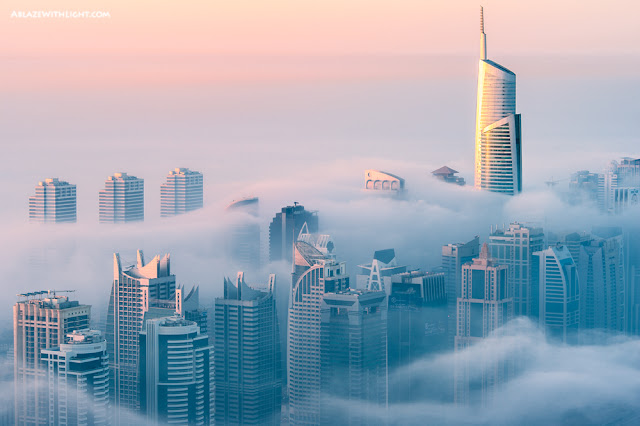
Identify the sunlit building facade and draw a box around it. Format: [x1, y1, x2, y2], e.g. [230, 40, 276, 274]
[98, 172, 144, 223]
[474, 7, 522, 195]
[29, 178, 77, 223]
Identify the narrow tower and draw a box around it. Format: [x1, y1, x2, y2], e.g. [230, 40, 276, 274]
[474, 7, 522, 195]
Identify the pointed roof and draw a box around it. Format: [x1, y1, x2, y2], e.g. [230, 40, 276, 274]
[432, 166, 459, 175]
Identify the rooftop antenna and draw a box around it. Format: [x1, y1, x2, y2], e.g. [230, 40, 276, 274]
[480, 5, 487, 60]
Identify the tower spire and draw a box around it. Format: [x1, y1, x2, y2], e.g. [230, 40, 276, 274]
[480, 5, 487, 60]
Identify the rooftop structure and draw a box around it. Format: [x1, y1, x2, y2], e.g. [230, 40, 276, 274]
[28, 178, 77, 223]
[364, 169, 405, 192]
[356, 248, 408, 294]
[432, 166, 465, 186]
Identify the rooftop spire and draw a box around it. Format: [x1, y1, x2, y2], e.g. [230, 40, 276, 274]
[480, 5, 487, 60]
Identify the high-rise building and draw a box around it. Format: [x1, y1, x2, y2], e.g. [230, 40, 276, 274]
[474, 7, 522, 195]
[578, 234, 625, 333]
[177, 285, 208, 335]
[139, 315, 212, 426]
[160, 167, 204, 217]
[268, 203, 318, 263]
[364, 170, 406, 192]
[13, 291, 91, 425]
[432, 166, 465, 186]
[98, 172, 144, 223]
[455, 244, 512, 406]
[442, 236, 480, 348]
[288, 230, 349, 425]
[320, 290, 388, 424]
[533, 245, 580, 343]
[41, 329, 110, 425]
[106, 250, 177, 419]
[489, 223, 545, 317]
[213, 272, 282, 425]
[28, 178, 77, 223]
[356, 248, 407, 294]
[225, 197, 261, 271]
[598, 159, 640, 214]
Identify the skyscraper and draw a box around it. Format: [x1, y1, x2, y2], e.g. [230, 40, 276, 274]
[489, 223, 545, 317]
[269, 203, 318, 263]
[139, 315, 212, 425]
[225, 197, 261, 271]
[288, 230, 348, 425]
[14, 291, 91, 425]
[474, 7, 522, 195]
[320, 290, 388, 424]
[442, 236, 480, 348]
[98, 172, 144, 223]
[41, 329, 110, 425]
[533, 245, 580, 343]
[160, 167, 204, 217]
[106, 250, 177, 419]
[598, 158, 640, 214]
[213, 273, 282, 425]
[455, 244, 512, 406]
[28, 178, 77, 223]
[356, 248, 407, 293]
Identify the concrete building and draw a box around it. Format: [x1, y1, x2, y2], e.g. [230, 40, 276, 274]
[106, 250, 178, 420]
[288, 231, 349, 425]
[14, 291, 91, 425]
[268, 203, 318, 263]
[160, 167, 204, 217]
[455, 244, 512, 406]
[442, 236, 480, 349]
[488, 223, 545, 317]
[139, 315, 212, 425]
[364, 170, 405, 192]
[213, 273, 282, 425]
[320, 290, 388, 425]
[598, 158, 640, 214]
[29, 178, 77, 223]
[432, 166, 465, 186]
[356, 248, 407, 294]
[41, 330, 110, 425]
[533, 245, 580, 343]
[225, 197, 261, 271]
[98, 172, 144, 223]
[474, 7, 522, 195]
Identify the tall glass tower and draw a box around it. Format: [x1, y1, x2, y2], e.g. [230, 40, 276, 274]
[474, 7, 522, 195]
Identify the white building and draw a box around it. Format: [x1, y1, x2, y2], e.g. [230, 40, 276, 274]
[364, 170, 405, 192]
[356, 248, 407, 294]
[598, 159, 640, 214]
[41, 330, 110, 425]
[98, 172, 144, 223]
[474, 7, 522, 195]
[29, 178, 77, 223]
[160, 167, 204, 217]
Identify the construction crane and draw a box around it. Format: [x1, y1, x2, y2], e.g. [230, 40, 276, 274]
[545, 176, 567, 187]
[16, 289, 76, 299]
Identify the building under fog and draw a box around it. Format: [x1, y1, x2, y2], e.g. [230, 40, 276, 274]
[474, 7, 522, 195]
[432, 166, 465, 186]
[364, 170, 405, 192]
[41, 330, 110, 425]
[268, 203, 318, 263]
[225, 197, 261, 271]
[29, 178, 77, 223]
[320, 290, 388, 424]
[533, 245, 580, 343]
[14, 291, 91, 425]
[356, 248, 407, 293]
[160, 167, 204, 217]
[98, 172, 144, 223]
[288, 230, 349, 425]
[598, 158, 640, 214]
[455, 244, 512, 406]
[139, 315, 212, 425]
[489, 223, 545, 317]
[213, 273, 281, 425]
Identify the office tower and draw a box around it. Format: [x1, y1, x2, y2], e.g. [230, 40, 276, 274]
[364, 169, 406, 192]
[432, 166, 465, 186]
[320, 290, 388, 424]
[160, 167, 204, 217]
[356, 248, 407, 293]
[489, 223, 545, 317]
[454, 244, 512, 406]
[28, 178, 77, 223]
[598, 159, 640, 214]
[288, 230, 349, 425]
[533, 245, 580, 343]
[13, 291, 91, 425]
[442, 236, 480, 348]
[625, 226, 640, 335]
[225, 197, 261, 271]
[578, 233, 625, 333]
[213, 273, 282, 425]
[41, 330, 110, 425]
[474, 7, 522, 195]
[569, 170, 599, 204]
[98, 172, 144, 223]
[388, 271, 446, 402]
[106, 250, 177, 418]
[558, 232, 592, 269]
[268, 203, 318, 263]
[139, 315, 212, 426]
[177, 285, 208, 335]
